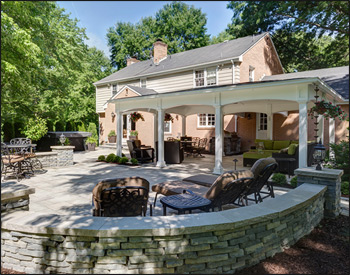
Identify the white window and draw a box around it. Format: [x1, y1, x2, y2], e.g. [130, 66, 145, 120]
[249, 66, 255, 82]
[195, 70, 205, 87]
[197, 114, 215, 128]
[140, 78, 147, 88]
[112, 84, 118, 96]
[164, 121, 172, 133]
[194, 67, 217, 87]
[259, 113, 267, 130]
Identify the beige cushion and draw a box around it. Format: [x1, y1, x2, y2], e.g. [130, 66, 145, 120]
[183, 174, 218, 187]
[152, 181, 209, 197]
[204, 170, 254, 200]
[250, 157, 276, 179]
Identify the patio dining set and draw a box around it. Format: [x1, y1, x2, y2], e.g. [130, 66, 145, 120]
[1, 138, 43, 181]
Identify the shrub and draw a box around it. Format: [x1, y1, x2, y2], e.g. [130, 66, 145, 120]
[86, 136, 97, 144]
[78, 123, 87, 132]
[21, 116, 48, 141]
[130, 130, 138, 136]
[108, 130, 116, 137]
[130, 158, 138, 165]
[271, 173, 287, 185]
[119, 156, 129, 164]
[98, 155, 105, 161]
[341, 181, 349, 195]
[290, 176, 298, 188]
[106, 153, 116, 163]
[113, 155, 121, 163]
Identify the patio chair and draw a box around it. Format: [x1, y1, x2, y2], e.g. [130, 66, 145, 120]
[127, 140, 154, 163]
[1, 142, 24, 181]
[92, 177, 152, 217]
[241, 157, 278, 204]
[192, 137, 207, 157]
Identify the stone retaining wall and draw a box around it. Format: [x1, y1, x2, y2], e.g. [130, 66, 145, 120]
[1, 186, 35, 214]
[1, 184, 326, 274]
[35, 152, 58, 168]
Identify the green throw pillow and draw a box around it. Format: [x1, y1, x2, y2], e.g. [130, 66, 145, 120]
[273, 140, 291, 150]
[288, 144, 298, 155]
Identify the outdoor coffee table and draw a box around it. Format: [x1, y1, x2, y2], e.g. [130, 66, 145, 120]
[160, 192, 212, 215]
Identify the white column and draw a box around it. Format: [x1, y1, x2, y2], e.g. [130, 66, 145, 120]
[318, 115, 324, 143]
[116, 108, 123, 157]
[126, 114, 131, 140]
[234, 115, 237, 132]
[181, 115, 186, 136]
[213, 105, 223, 175]
[153, 112, 158, 149]
[298, 101, 308, 168]
[267, 114, 273, 140]
[329, 118, 335, 157]
[156, 108, 166, 167]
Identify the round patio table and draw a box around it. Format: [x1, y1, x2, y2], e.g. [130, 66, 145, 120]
[160, 192, 212, 216]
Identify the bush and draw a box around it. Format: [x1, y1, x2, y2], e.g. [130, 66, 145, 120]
[78, 123, 87, 132]
[122, 153, 126, 157]
[98, 155, 105, 161]
[106, 153, 116, 163]
[119, 157, 129, 164]
[113, 155, 121, 163]
[341, 181, 349, 195]
[271, 173, 287, 185]
[130, 158, 138, 165]
[86, 136, 98, 144]
[21, 116, 48, 141]
[290, 176, 298, 188]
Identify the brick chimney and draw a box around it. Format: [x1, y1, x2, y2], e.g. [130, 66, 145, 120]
[127, 56, 140, 66]
[153, 39, 167, 65]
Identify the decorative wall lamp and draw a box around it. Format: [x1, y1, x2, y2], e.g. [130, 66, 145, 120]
[313, 141, 326, 170]
[111, 112, 116, 119]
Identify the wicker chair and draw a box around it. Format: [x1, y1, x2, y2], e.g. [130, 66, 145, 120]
[92, 177, 152, 217]
[127, 140, 154, 163]
[192, 138, 207, 157]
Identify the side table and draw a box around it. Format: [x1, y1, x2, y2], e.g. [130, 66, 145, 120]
[160, 193, 212, 215]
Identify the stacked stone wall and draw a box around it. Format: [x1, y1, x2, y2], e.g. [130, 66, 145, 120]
[1, 185, 325, 274]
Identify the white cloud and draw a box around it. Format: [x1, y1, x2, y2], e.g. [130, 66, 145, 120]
[85, 32, 110, 57]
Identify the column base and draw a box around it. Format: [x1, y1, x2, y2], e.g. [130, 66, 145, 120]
[213, 166, 223, 175]
[156, 161, 167, 168]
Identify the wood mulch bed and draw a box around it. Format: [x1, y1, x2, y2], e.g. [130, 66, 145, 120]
[2, 216, 348, 274]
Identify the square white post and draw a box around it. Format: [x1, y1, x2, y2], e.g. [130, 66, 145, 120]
[213, 105, 223, 175]
[181, 115, 186, 136]
[153, 112, 158, 149]
[116, 108, 123, 157]
[329, 117, 335, 157]
[157, 108, 166, 167]
[298, 101, 308, 168]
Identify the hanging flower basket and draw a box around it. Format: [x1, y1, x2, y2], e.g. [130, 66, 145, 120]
[164, 113, 175, 123]
[130, 112, 145, 122]
[308, 100, 347, 121]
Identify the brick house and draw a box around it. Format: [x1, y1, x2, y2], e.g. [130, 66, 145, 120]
[94, 32, 349, 174]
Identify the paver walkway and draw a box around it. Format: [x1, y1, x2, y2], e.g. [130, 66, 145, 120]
[2, 147, 347, 216]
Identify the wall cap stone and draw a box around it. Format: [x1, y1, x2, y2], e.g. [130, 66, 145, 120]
[1, 184, 326, 237]
[1, 183, 35, 201]
[50, 146, 75, 150]
[295, 167, 344, 179]
[35, 152, 58, 156]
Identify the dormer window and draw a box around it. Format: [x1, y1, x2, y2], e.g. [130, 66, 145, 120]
[112, 84, 118, 96]
[249, 66, 255, 82]
[194, 67, 217, 87]
[140, 78, 147, 88]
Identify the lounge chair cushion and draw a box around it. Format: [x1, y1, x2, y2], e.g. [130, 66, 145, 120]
[182, 174, 219, 187]
[204, 170, 254, 200]
[151, 180, 209, 197]
[250, 157, 276, 179]
[288, 143, 298, 155]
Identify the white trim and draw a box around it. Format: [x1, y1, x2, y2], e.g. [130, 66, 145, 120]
[111, 83, 118, 97]
[140, 78, 147, 88]
[110, 85, 142, 100]
[193, 67, 218, 88]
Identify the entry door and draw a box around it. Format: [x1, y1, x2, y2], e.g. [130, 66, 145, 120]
[256, 113, 268, 139]
[122, 114, 136, 141]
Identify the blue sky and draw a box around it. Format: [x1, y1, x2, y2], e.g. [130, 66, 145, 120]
[57, 1, 233, 57]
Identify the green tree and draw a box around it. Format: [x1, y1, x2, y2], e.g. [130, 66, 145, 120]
[107, 1, 210, 69]
[226, 1, 349, 72]
[210, 31, 234, 45]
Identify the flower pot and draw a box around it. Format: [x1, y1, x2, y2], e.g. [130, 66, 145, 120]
[108, 136, 116, 143]
[87, 143, 96, 151]
[129, 135, 138, 140]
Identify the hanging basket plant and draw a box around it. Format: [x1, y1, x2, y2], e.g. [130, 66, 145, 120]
[308, 100, 347, 121]
[130, 112, 145, 122]
[164, 113, 175, 123]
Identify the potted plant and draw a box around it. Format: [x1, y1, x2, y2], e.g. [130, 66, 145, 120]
[86, 136, 97, 151]
[308, 100, 347, 120]
[130, 112, 145, 123]
[164, 113, 174, 123]
[129, 130, 138, 140]
[108, 130, 116, 143]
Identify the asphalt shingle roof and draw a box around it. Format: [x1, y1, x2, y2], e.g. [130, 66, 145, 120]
[94, 33, 268, 85]
[263, 66, 349, 100]
[127, 85, 158, 96]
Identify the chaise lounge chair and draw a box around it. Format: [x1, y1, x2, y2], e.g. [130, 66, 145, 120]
[152, 157, 278, 207]
[92, 177, 152, 217]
